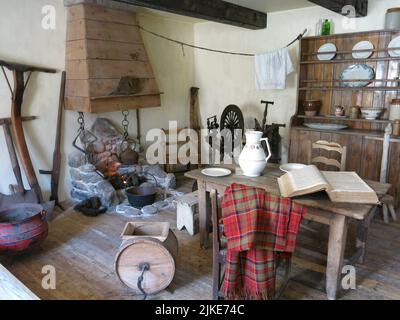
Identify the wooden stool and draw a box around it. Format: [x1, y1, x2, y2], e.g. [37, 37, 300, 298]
[381, 195, 397, 224]
[175, 191, 199, 236]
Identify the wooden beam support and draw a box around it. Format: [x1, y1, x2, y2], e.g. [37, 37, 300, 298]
[0, 116, 38, 126]
[308, 0, 368, 17]
[113, 0, 267, 29]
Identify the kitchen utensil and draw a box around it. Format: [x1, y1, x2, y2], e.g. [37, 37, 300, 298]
[126, 186, 157, 208]
[0, 203, 48, 254]
[238, 131, 272, 177]
[386, 8, 400, 30]
[304, 123, 348, 130]
[303, 100, 322, 116]
[352, 41, 374, 59]
[335, 106, 345, 116]
[317, 43, 337, 61]
[360, 108, 383, 120]
[388, 36, 400, 57]
[340, 64, 375, 87]
[350, 106, 360, 119]
[389, 99, 400, 120]
[201, 168, 232, 177]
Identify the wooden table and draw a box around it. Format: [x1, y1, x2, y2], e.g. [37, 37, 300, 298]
[0, 264, 39, 300]
[185, 165, 391, 300]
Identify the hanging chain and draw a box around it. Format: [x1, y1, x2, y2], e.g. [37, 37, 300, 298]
[77, 112, 85, 132]
[76, 112, 88, 163]
[121, 110, 130, 142]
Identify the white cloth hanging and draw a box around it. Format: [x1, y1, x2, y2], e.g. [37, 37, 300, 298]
[255, 48, 294, 90]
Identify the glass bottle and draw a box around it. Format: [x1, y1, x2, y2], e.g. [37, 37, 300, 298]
[316, 19, 322, 36]
[321, 19, 331, 36]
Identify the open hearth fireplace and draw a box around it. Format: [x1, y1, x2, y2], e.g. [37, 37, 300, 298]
[68, 118, 179, 217]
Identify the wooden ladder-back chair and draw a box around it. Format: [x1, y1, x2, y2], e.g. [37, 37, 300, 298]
[210, 189, 292, 300]
[308, 140, 347, 171]
[162, 127, 192, 173]
[380, 124, 398, 223]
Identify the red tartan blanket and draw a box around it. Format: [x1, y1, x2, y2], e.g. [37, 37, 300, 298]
[220, 183, 306, 300]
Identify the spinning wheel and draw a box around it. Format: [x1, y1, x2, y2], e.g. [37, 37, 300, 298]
[220, 105, 244, 160]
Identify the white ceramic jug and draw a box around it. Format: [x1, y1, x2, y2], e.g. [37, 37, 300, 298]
[238, 130, 272, 177]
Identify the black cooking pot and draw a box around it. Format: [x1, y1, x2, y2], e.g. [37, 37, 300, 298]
[125, 186, 157, 208]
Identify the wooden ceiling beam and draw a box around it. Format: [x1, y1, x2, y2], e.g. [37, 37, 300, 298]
[308, 0, 368, 17]
[112, 0, 267, 29]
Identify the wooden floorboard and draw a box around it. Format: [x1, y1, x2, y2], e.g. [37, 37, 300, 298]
[1, 174, 400, 300]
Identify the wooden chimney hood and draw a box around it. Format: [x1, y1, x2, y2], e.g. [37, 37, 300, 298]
[65, 4, 161, 113]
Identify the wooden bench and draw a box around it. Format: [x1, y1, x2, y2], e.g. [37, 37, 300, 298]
[175, 191, 199, 236]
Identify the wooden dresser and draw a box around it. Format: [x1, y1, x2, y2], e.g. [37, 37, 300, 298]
[288, 29, 400, 207]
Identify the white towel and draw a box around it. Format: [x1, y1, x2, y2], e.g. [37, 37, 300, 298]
[255, 48, 294, 90]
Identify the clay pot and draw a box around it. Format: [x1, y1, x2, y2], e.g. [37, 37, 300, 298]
[303, 100, 322, 116]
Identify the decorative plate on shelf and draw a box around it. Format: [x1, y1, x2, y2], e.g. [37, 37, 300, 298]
[339, 64, 375, 87]
[352, 41, 374, 59]
[317, 43, 337, 61]
[304, 123, 348, 131]
[201, 168, 232, 177]
[388, 36, 400, 57]
[280, 163, 307, 173]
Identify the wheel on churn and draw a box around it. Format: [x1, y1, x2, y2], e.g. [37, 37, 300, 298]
[115, 236, 177, 296]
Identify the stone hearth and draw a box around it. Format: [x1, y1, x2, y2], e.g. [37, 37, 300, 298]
[68, 118, 176, 208]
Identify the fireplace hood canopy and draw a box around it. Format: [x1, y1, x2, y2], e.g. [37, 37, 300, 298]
[65, 4, 161, 113]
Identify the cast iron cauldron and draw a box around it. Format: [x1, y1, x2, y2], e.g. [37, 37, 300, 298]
[0, 203, 48, 255]
[126, 186, 157, 209]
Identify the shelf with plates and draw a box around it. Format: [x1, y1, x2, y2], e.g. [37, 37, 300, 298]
[299, 86, 399, 91]
[301, 47, 400, 57]
[290, 29, 400, 207]
[296, 115, 393, 124]
[301, 79, 400, 83]
[300, 57, 400, 65]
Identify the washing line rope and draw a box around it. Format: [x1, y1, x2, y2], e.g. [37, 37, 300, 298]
[138, 26, 308, 57]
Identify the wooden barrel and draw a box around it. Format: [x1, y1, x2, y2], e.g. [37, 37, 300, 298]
[115, 230, 178, 295]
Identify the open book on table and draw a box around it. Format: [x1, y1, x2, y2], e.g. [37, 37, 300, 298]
[277, 165, 379, 204]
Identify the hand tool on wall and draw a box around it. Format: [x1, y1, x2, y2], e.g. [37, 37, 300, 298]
[39, 71, 66, 209]
[0, 60, 57, 203]
[190, 87, 200, 168]
[0, 121, 39, 208]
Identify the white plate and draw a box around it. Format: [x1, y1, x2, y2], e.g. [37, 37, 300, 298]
[340, 64, 375, 87]
[317, 43, 337, 61]
[153, 201, 170, 210]
[201, 168, 232, 177]
[141, 205, 158, 215]
[304, 123, 348, 130]
[352, 41, 374, 59]
[388, 36, 400, 57]
[280, 163, 307, 173]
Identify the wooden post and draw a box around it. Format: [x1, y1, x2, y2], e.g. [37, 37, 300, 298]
[326, 214, 348, 300]
[198, 180, 210, 249]
[112, 0, 267, 30]
[308, 0, 368, 17]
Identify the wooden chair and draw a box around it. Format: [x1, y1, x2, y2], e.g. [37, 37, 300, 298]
[380, 124, 398, 223]
[210, 189, 292, 300]
[308, 140, 347, 171]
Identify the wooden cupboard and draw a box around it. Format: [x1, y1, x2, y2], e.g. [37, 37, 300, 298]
[289, 29, 400, 207]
